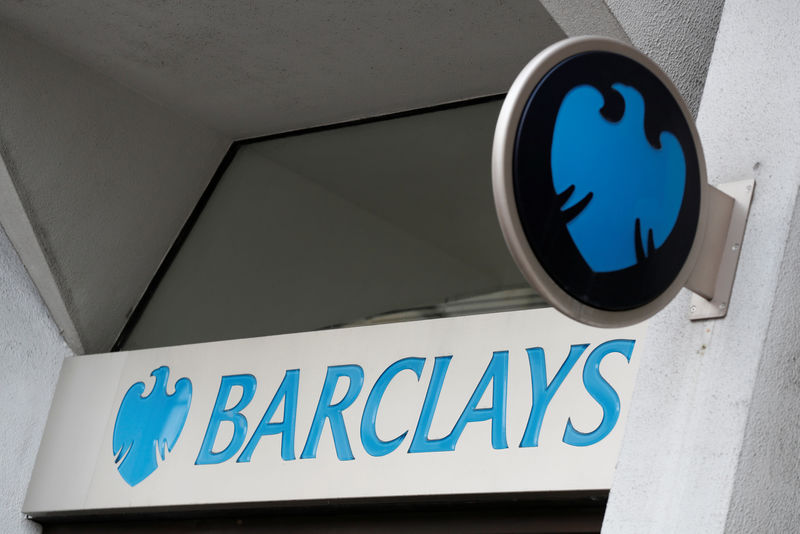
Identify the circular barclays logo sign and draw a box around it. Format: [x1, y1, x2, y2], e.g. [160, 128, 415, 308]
[493, 37, 707, 327]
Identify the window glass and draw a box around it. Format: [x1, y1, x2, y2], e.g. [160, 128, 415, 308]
[120, 100, 544, 350]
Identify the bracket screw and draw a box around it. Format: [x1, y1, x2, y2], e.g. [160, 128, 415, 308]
[690, 305, 697, 313]
[732, 243, 740, 251]
[719, 302, 727, 311]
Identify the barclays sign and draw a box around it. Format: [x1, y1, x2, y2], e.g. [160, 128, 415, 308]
[112, 339, 634, 487]
[25, 308, 644, 517]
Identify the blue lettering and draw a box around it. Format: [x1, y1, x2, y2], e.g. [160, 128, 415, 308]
[193, 340, 632, 465]
[409, 352, 508, 452]
[520, 344, 586, 447]
[408, 356, 453, 453]
[444, 351, 509, 450]
[563, 339, 635, 446]
[300, 365, 364, 461]
[196, 374, 256, 465]
[361, 358, 425, 457]
[237, 369, 300, 462]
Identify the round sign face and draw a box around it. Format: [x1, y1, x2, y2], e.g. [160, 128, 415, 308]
[492, 37, 707, 327]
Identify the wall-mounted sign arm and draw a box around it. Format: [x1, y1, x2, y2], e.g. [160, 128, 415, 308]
[687, 179, 755, 320]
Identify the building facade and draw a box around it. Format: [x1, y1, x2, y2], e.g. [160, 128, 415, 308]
[1, 1, 798, 532]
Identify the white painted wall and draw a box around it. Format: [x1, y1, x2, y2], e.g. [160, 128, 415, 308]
[603, 0, 800, 531]
[0, 22, 229, 354]
[0, 222, 71, 534]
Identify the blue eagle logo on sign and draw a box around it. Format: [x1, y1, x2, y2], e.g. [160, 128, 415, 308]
[112, 366, 192, 486]
[551, 82, 686, 273]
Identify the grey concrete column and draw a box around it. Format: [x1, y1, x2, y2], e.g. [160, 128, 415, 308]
[0, 218, 72, 534]
[603, 0, 800, 531]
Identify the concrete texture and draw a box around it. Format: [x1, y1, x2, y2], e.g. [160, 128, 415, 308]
[0, 142, 81, 352]
[605, 0, 724, 116]
[0, 22, 229, 354]
[540, 0, 630, 44]
[0, 1, 566, 139]
[603, 0, 800, 531]
[726, 186, 800, 532]
[719, 0, 800, 529]
[0, 222, 71, 534]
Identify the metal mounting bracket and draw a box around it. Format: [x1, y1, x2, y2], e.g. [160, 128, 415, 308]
[687, 179, 755, 320]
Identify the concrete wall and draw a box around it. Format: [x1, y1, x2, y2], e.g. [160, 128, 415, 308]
[0, 219, 71, 534]
[603, 0, 800, 531]
[726, 186, 800, 531]
[605, 0, 724, 116]
[0, 1, 567, 140]
[0, 22, 229, 354]
[718, 0, 800, 529]
[542, 0, 723, 117]
[539, 0, 630, 45]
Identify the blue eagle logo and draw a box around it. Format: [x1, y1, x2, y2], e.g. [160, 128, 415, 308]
[551, 82, 686, 273]
[112, 366, 192, 486]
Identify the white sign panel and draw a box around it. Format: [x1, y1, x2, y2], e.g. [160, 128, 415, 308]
[25, 308, 645, 517]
